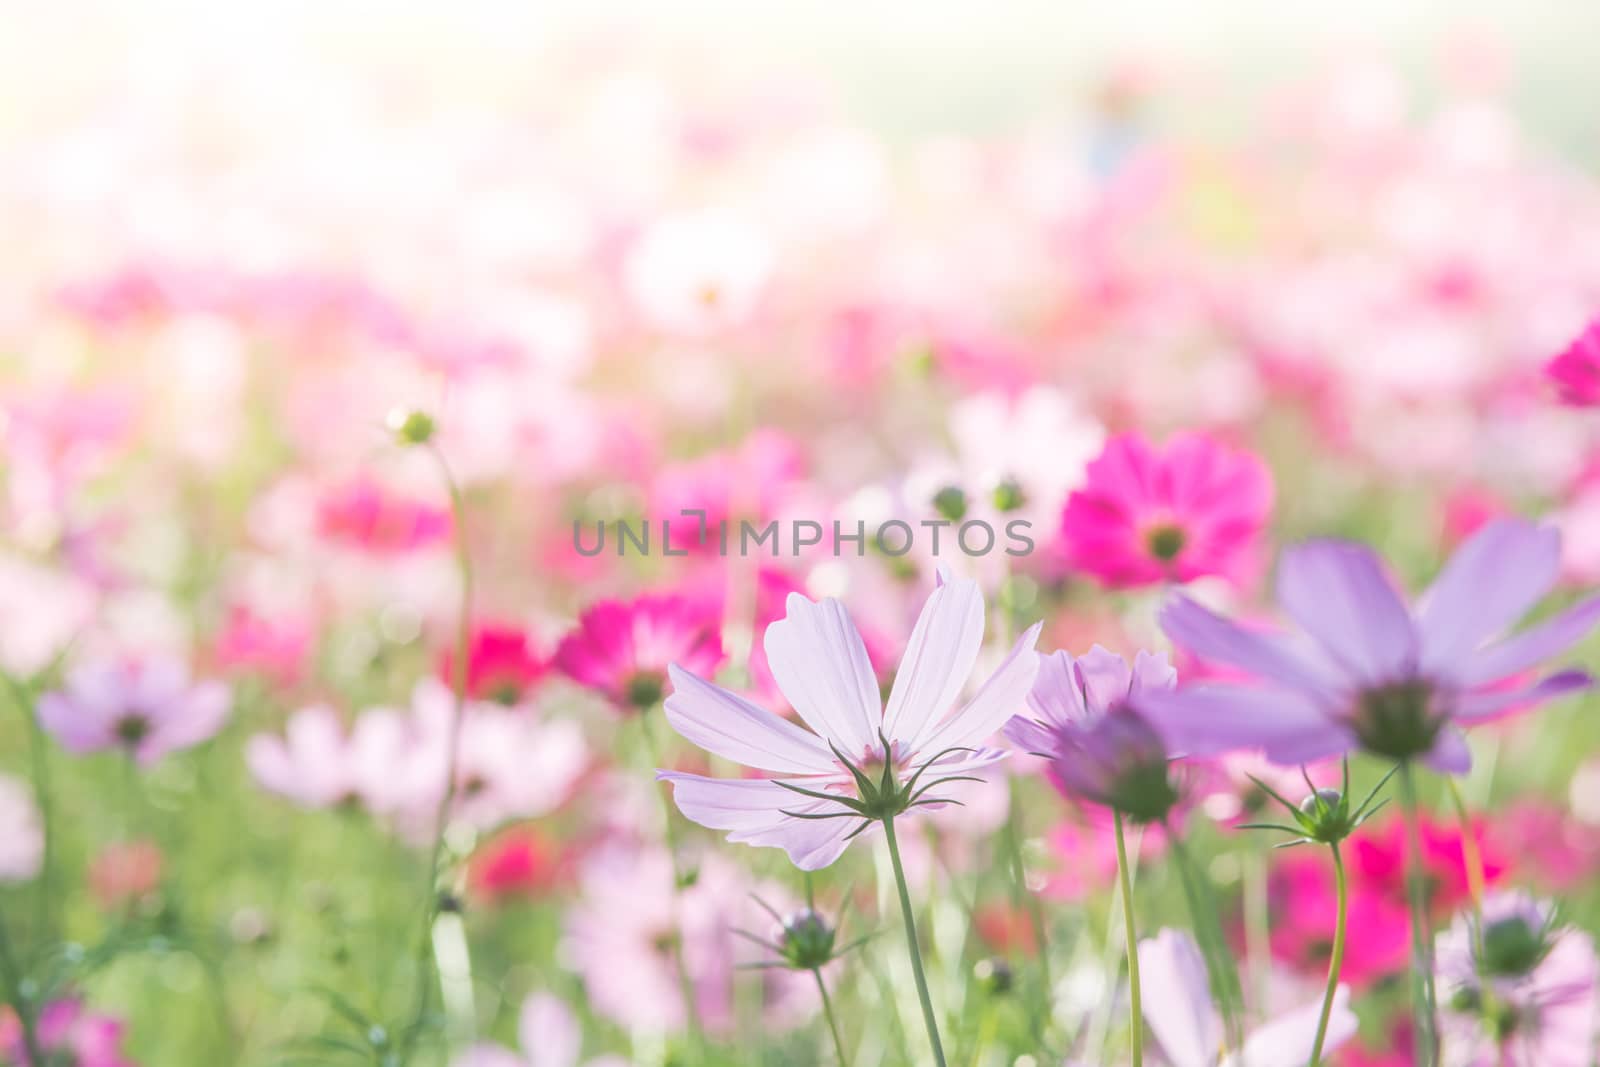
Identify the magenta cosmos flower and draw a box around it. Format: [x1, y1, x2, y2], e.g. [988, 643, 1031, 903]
[555, 593, 725, 713]
[659, 574, 1041, 869]
[1144, 518, 1600, 773]
[38, 655, 230, 766]
[1060, 431, 1272, 589]
[1, 997, 137, 1067]
[1546, 317, 1600, 407]
[1003, 646, 1182, 823]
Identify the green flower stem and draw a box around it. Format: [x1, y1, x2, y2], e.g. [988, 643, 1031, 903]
[1397, 762, 1439, 1066]
[404, 444, 474, 1060]
[1308, 841, 1348, 1067]
[0, 911, 43, 1066]
[813, 967, 850, 1067]
[1113, 810, 1143, 1067]
[881, 815, 947, 1067]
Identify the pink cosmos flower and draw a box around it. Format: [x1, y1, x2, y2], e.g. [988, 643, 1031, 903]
[1059, 431, 1273, 588]
[246, 704, 406, 811]
[1546, 318, 1600, 406]
[1437, 892, 1599, 1066]
[1145, 518, 1600, 773]
[38, 655, 230, 766]
[88, 841, 163, 912]
[555, 594, 725, 713]
[658, 573, 1041, 869]
[438, 621, 548, 704]
[0, 998, 137, 1067]
[315, 477, 451, 555]
[1003, 645, 1182, 823]
[1138, 927, 1358, 1067]
[453, 993, 629, 1067]
[562, 847, 815, 1035]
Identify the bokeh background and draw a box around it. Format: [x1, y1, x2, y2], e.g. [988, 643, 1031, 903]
[5, 3, 1600, 1065]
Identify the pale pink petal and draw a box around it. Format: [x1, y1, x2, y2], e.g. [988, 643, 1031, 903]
[1137, 929, 1221, 1067]
[1422, 726, 1473, 775]
[912, 623, 1041, 755]
[763, 594, 880, 756]
[881, 577, 984, 745]
[1224, 987, 1357, 1067]
[663, 665, 837, 775]
[519, 993, 579, 1067]
[1074, 644, 1135, 712]
[656, 771, 857, 870]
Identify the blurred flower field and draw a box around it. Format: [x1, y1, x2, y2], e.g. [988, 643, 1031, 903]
[5, 10, 1600, 1067]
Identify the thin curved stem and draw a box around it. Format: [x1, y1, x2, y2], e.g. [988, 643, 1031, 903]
[1444, 775, 1502, 1051]
[881, 815, 947, 1067]
[404, 444, 474, 1058]
[1397, 762, 1439, 1066]
[1003, 785, 1052, 1033]
[1308, 841, 1347, 1066]
[640, 710, 704, 1046]
[813, 967, 850, 1066]
[1114, 810, 1143, 1067]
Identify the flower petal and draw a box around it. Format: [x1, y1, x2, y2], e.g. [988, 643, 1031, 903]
[1454, 670, 1592, 724]
[1160, 595, 1334, 694]
[663, 666, 837, 774]
[763, 593, 880, 756]
[1134, 685, 1353, 765]
[1137, 929, 1221, 1067]
[1223, 987, 1357, 1067]
[1422, 726, 1473, 775]
[1459, 596, 1600, 688]
[881, 577, 985, 745]
[1416, 519, 1561, 671]
[1024, 650, 1089, 728]
[912, 623, 1042, 755]
[1276, 540, 1417, 684]
[657, 772, 859, 870]
[519, 993, 580, 1067]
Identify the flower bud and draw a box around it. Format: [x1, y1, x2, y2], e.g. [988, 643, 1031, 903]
[386, 407, 437, 446]
[973, 956, 1013, 995]
[932, 485, 968, 522]
[776, 908, 837, 970]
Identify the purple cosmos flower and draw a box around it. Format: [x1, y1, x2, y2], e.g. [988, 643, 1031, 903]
[658, 573, 1041, 870]
[38, 654, 230, 766]
[1142, 518, 1600, 773]
[1138, 928, 1357, 1067]
[1004, 646, 1181, 822]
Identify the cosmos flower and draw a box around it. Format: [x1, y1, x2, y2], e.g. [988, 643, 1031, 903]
[1138, 928, 1357, 1067]
[1144, 518, 1600, 773]
[452, 993, 629, 1067]
[622, 210, 773, 336]
[245, 704, 408, 811]
[561, 848, 814, 1035]
[1059, 431, 1273, 589]
[556, 594, 725, 713]
[1437, 892, 1599, 1066]
[437, 621, 548, 704]
[1004, 646, 1182, 823]
[659, 573, 1041, 869]
[0, 998, 137, 1067]
[38, 655, 230, 766]
[1546, 318, 1600, 407]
